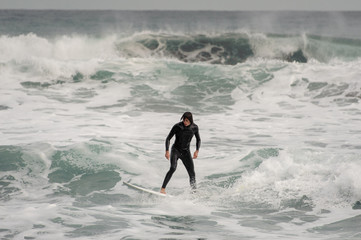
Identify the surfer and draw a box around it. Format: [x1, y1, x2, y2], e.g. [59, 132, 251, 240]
[160, 112, 201, 194]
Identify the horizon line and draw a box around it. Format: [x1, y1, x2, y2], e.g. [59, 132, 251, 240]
[1, 8, 360, 12]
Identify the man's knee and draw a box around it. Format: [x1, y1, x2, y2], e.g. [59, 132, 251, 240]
[169, 165, 177, 173]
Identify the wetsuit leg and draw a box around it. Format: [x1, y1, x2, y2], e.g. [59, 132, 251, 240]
[161, 147, 179, 189]
[180, 150, 196, 189]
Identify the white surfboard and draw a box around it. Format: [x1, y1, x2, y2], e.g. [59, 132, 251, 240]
[124, 181, 172, 197]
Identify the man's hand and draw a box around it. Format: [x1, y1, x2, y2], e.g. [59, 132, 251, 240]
[193, 150, 199, 159]
[165, 151, 170, 160]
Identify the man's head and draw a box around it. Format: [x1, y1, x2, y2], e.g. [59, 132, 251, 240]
[181, 112, 193, 126]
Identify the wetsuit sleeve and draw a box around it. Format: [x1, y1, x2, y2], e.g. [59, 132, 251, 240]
[165, 125, 177, 151]
[195, 126, 201, 151]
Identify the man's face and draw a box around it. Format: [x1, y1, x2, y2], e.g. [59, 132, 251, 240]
[183, 118, 191, 126]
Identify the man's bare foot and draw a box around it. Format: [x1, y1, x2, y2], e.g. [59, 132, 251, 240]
[160, 188, 166, 194]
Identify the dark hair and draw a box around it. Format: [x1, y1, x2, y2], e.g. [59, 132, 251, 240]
[181, 112, 193, 124]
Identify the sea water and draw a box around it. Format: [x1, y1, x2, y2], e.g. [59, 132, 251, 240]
[1, 10, 361, 240]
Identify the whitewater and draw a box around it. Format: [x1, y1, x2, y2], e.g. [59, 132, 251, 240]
[1, 10, 361, 240]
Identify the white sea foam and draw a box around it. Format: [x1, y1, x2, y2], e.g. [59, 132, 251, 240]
[1, 11, 361, 240]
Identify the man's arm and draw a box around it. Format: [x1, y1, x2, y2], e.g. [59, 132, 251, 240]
[165, 125, 177, 160]
[193, 126, 201, 159]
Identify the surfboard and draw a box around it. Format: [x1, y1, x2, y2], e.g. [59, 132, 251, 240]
[124, 181, 171, 197]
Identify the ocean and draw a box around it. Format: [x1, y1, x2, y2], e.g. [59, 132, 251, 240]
[1, 10, 361, 239]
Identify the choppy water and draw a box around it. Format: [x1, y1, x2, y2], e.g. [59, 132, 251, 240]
[1, 10, 361, 240]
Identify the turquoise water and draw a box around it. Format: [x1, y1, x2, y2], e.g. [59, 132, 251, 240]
[1, 10, 361, 240]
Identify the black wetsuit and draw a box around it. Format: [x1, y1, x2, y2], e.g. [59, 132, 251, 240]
[161, 122, 201, 189]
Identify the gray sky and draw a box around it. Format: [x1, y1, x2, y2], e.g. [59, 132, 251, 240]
[1, 0, 361, 11]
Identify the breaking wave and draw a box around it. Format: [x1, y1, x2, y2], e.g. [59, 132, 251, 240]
[1, 32, 361, 67]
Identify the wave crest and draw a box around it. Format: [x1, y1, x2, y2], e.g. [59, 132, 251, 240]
[117, 32, 309, 64]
